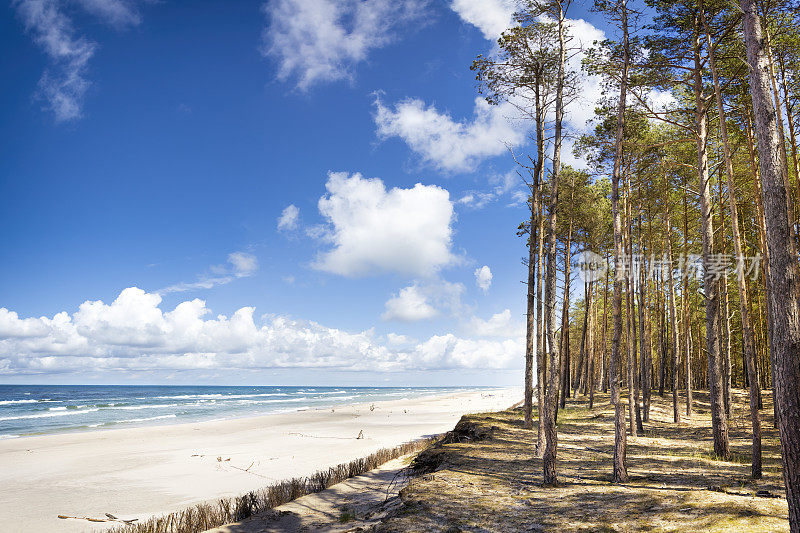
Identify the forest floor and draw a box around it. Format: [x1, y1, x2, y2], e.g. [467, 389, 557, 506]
[374, 388, 789, 532]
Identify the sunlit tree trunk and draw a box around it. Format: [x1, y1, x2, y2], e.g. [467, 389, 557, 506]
[639, 215, 651, 422]
[560, 207, 574, 410]
[601, 257, 610, 394]
[609, 0, 630, 483]
[542, 0, 567, 486]
[525, 193, 537, 430]
[535, 190, 546, 455]
[683, 195, 693, 419]
[692, 23, 729, 458]
[741, 1, 800, 525]
[575, 280, 592, 396]
[664, 198, 681, 423]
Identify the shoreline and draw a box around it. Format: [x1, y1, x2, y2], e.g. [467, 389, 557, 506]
[0, 386, 520, 532]
[0, 385, 491, 441]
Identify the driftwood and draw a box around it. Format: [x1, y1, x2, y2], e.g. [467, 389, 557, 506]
[58, 514, 138, 524]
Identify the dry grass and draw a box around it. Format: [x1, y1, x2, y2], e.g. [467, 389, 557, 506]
[376, 389, 789, 532]
[106, 437, 436, 533]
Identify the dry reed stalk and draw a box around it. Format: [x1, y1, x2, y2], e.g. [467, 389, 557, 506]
[106, 437, 436, 533]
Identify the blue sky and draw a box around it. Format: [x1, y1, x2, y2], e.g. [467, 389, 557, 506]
[0, 0, 609, 386]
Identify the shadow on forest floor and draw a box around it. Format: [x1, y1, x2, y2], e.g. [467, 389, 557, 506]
[376, 389, 788, 532]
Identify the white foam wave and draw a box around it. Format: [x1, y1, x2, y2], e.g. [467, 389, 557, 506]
[0, 408, 100, 422]
[153, 393, 289, 400]
[114, 414, 177, 424]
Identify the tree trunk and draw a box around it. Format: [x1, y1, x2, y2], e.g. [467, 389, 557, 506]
[602, 257, 610, 394]
[589, 287, 596, 408]
[701, 4, 763, 470]
[525, 64, 547, 434]
[525, 198, 536, 430]
[626, 183, 643, 436]
[560, 240, 572, 410]
[536, 187, 546, 456]
[741, 1, 800, 525]
[575, 280, 592, 396]
[639, 216, 651, 422]
[542, 0, 567, 487]
[664, 198, 681, 423]
[693, 24, 730, 459]
[745, 111, 767, 411]
[683, 195, 693, 419]
[609, 0, 630, 483]
[658, 260, 666, 397]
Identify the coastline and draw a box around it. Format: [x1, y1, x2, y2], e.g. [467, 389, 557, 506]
[0, 386, 520, 532]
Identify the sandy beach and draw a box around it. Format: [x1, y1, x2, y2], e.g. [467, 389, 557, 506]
[0, 387, 520, 532]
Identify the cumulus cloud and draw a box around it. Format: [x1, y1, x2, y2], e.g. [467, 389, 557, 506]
[13, 0, 142, 121]
[414, 334, 520, 369]
[0, 287, 523, 375]
[262, 0, 428, 89]
[312, 172, 458, 277]
[381, 280, 464, 322]
[382, 285, 438, 322]
[161, 252, 258, 294]
[277, 204, 300, 231]
[374, 96, 526, 173]
[474, 266, 493, 293]
[450, 0, 517, 40]
[469, 309, 524, 338]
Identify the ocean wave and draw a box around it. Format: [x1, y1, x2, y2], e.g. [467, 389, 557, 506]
[304, 395, 357, 401]
[101, 403, 180, 411]
[0, 399, 56, 405]
[0, 434, 20, 439]
[153, 393, 289, 400]
[0, 408, 100, 422]
[113, 414, 177, 424]
[237, 397, 307, 405]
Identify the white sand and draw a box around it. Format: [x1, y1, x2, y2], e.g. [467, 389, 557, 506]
[0, 387, 520, 532]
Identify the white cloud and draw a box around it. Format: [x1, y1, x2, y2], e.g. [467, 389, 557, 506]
[161, 252, 258, 294]
[277, 204, 300, 231]
[76, 0, 140, 27]
[262, 0, 428, 89]
[13, 0, 142, 121]
[374, 96, 526, 172]
[450, 0, 517, 40]
[457, 171, 521, 209]
[312, 172, 458, 277]
[474, 265, 493, 293]
[414, 334, 520, 369]
[381, 280, 464, 322]
[0, 288, 522, 374]
[382, 285, 438, 322]
[227, 252, 258, 277]
[469, 309, 524, 338]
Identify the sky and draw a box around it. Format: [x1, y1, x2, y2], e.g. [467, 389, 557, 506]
[0, 0, 613, 387]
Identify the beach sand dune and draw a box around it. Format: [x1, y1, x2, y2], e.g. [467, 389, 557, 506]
[0, 388, 519, 532]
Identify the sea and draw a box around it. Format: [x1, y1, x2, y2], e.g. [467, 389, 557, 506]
[0, 385, 478, 439]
